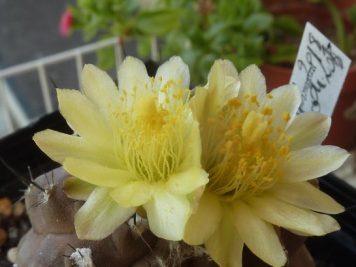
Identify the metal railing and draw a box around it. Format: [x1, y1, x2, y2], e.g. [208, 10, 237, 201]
[0, 37, 125, 136]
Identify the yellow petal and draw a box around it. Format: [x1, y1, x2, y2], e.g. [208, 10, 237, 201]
[154, 56, 190, 106]
[282, 145, 349, 182]
[57, 89, 112, 145]
[81, 64, 119, 117]
[264, 84, 300, 128]
[33, 129, 116, 166]
[209, 59, 239, 82]
[287, 112, 331, 150]
[271, 182, 344, 214]
[63, 176, 95, 201]
[249, 195, 341, 236]
[239, 64, 266, 102]
[206, 59, 240, 114]
[167, 167, 208, 195]
[184, 192, 222, 245]
[110, 180, 154, 208]
[155, 56, 190, 90]
[118, 56, 151, 108]
[205, 214, 243, 267]
[33, 129, 91, 163]
[178, 120, 203, 170]
[75, 187, 135, 240]
[33, 129, 85, 164]
[63, 158, 132, 187]
[289, 213, 341, 236]
[232, 201, 287, 267]
[190, 86, 209, 122]
[144, 191, 190, 241]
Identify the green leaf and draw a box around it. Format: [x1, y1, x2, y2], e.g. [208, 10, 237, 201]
[205, 22, 230, 39]
[347, 5, 356, 25]
[242, 13, 273, 33]
[96, 47, 115, 70]
[268, 44, 298, 64]
[161, 31, 188, 57]
[137, 36, 152, 58]
[274, 15, 303, 36]
[136, 9, 182, 36]
[78, 0, 96, 10]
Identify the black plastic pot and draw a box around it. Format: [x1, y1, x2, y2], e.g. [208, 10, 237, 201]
[0, 111, 71, 201]
[306, 175, 356, 267]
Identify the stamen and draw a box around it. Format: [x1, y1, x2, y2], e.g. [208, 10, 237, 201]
[205, 98, 292, 201]
[112, 89, 189, 184]
[250, 95, 259, 106]
[283, 112, 291, 123]
[228, 98, 241, 108]
[263, 107, 273, 115]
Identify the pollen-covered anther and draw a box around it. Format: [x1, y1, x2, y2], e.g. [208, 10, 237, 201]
[263, 106, 273, 115]
[267, 93, 273, 99]
[249, 95, 259, 106]
[283, 112, 291, 123]
[228, 98, 241, 108]
[206, 105, 293, 200]
[263, 176, 273, 183]
[279, 145, 290, 158]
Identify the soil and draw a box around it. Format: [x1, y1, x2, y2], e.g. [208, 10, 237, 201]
[0, 198, 30, 266]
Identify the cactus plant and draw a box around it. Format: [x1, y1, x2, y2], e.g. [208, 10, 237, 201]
[14, 56, 346, 267]
[0, 127, 319, 267]
[14, 168, 316, 267]
[15, 168, 216, 267]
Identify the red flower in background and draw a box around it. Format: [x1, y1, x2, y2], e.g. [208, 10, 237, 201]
[59, 10, 73, 37]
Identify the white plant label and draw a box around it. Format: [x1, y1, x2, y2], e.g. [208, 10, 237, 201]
[290, 22, 351, 116]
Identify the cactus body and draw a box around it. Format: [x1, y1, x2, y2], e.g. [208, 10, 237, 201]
[16, 168, 313, 267]
[15, 168, 214, 267]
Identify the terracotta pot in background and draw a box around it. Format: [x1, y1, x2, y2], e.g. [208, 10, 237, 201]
[332, 0, 356, 10]
[263, 0, 355, 32]
[325, 66, 356, 149]
[265, 1, 333, 29]
[261, 64, 292, 91]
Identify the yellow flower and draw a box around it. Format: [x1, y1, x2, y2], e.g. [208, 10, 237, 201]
[33, 56, 208, 241]
[184, 60, 349, 267]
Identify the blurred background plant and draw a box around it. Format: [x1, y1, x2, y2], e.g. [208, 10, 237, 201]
[64, 0, 306, 84]
[161, 0, 277, 84]
[345, 4, 356, 59]
[64, 0, 356, 83]
[308, 0, 356, 58]
[66, 0, 182, 70]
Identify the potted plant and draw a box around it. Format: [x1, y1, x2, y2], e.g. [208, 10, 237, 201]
[10, 56, 349, 267]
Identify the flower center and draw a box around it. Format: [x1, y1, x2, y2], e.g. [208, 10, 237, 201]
[204, 93, 291, 201]
[112, 84, 191, 184]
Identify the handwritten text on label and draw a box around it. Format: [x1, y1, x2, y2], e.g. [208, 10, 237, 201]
[290, 22, 351, 116]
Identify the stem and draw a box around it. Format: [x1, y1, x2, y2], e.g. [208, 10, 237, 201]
[322, 0, 347, 52]
[150, 37, 160, 62]
[119, 37, 127, 58]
